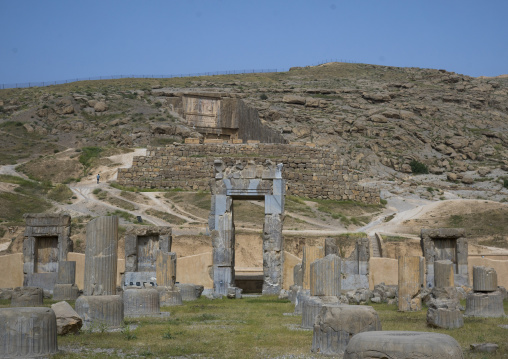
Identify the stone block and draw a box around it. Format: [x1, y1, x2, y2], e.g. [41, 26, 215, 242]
[310, 254, 341, 296]
[176, 283, 204, 301]
[0, 307, 58, 357]
[288, 285, 301, 304]
[157, 287, 183, 306]
[434, 260, 454, 288]
[473, 266, 498, 292]
[301, 296, 342, 329]
[51, 301, 83, 335]
[293, 264, 303, 287]
[24, 273, 58, 293]
[53, 284, 80, 301]
[302, 246, 324, 290]
[57, 261, 76, 285]
[123, 271, 157, 288]
[343, 331, 463, 359]
[465, 290, 506, 317]
[184, 138, 200, 144]
[123, 288, 160, 316]
[294, 289, 310, 314]
[10, 287, 43, 307]
[75, 295, 124, 328]
[398, 256, 424, 311]
[312, 305, 381, 355]
[427, 306, 463, 329]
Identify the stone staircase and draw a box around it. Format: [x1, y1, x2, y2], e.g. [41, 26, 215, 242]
[369, 235, 381, 257]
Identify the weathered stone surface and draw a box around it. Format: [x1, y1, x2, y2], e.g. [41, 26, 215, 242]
[465, 290, 506, 317]
[310, 254, 341, 297]
[288, 285, 300, 304]
[57, 261, 76, 285]
[226, 287, 243, 299]
[346, 288, 373, 305]
[23, 213, 73, 293]
[75, 295, 124, 328]
[10, 286, 43, 307]
[434, 260, 454, 288]
[124, 226, 172, 272]
[343, 331, 464, 359]
[293, 264, 303, 287]
[84, 216, 118, 296]
[156, 251, 176, 288]
[51, 301, 83, 335]
[398, 256, 424, 311]
[470, 343, 499, 353]
[301, 296, 342, 329]
[0, 288, 13, 300]
[312, 305, 381, 355]
[427, 303, 463, 329]
[123, 288, 160, 316]
[473, 266, 498, 292]
[53, 283, 80, 301]
[302, 246, 324, 290]
[0, 307, 58, 357]
[176, 283, 204, 301]
[372, 283, 397, 303]
[421, 228, 468, 288]
[294, 289, 310, 314]
[157, 287, 183, 306]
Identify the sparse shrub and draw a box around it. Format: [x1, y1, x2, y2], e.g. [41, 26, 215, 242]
[410, 160, 429, 174]
[260, 93, 268, 100]
[121, 323, 137, 340]
[503, 179, 508, 189]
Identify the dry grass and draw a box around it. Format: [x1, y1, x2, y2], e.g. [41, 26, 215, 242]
[0, 297, 500, 358]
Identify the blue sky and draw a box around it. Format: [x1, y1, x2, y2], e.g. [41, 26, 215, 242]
[1, 0, 507, 84]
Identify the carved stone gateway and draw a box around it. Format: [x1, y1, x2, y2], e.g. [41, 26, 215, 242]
[23, 214, 73, 293]
[210, 159, 285, 295]
[420, 228, 468, 288]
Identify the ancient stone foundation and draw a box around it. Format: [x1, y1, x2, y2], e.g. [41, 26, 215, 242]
[117, 144, 380, 204]
[75, 295, 124, 328]
[0, 307, 58, 358]
[53, 261, 79, 301]
[465, 266, 505, 317]
[158, 287, 183, 306]
[398, 256, 424, 311]
[10, 286, 43, 307]
[176, 283, 204, 301]
[312, 305, 381, 355]
[310, 254, 341, 297]
[426, 287, 464, 329]
[83, 216, 118, 296]
[343, 331, 464, 359]
[301, 297, 342, 329]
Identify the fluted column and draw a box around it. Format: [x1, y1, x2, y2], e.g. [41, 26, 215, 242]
[398, 256, 424, 311]
[302, 246, 324, 290]
[84, 216, 118, 296]
[310, 254, 341, 296]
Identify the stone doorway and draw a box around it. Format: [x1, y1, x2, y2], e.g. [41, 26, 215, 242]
[34, 236, 59, 273]
[209, 160, 285, 295]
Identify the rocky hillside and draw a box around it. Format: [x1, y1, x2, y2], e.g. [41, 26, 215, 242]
[1, 62, 507, 198]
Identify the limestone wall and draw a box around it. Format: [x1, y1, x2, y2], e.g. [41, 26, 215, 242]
[369, 257, 398, 289]
[0, 253, 23, 288]
[117, 143, 379, 204]
[177, 252, 213, 288]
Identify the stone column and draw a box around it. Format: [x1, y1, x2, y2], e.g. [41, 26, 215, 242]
[83, 216, 118, 296]
[434, 260, 454, 288]
[123, 288, 161, 317]
[398, 256, 424, 312]
[302, 246, 324, 290]
[262, 213, 284, 295]
[294, 263, 303, 287]
[310, 254, 341, 297]
[53, 261, 80, 301]
[473, 266, 497, 292]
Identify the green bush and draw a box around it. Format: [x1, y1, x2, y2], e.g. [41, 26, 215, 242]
[259, 93, 268, 100]
[78, 146, 102, 174]
[410, 160, 429, 174]
[503, 179, 508, 189]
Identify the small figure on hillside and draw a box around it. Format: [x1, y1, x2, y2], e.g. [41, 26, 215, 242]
[97, 174, 100, 184]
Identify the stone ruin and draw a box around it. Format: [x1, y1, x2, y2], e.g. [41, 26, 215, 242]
[465, 266, 506, 318]
[397, 256, 424, 312]
[209, 159, 285, 295]
[421, 228, 468, 288]
[325, 236, 370, 290]
[123, 225, 172, 288]
[75, 216, 124, 328]
[156, 250, 182, 306]
[426, 260, 464, 329]
[53, 261, 79, 301]
[22, 214, 73, 293]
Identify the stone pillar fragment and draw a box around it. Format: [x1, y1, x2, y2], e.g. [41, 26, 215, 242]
[176, 283, 204, 301]
[310, 254, 341, 297]
[425, 287, 463, 329]
[465, 290, 506, 317]
[434, 260, 454, 288]
[75, 295, 124, 328]
[311, 305, 381, 355]
[53, 284, 80, 301]
[0, 307, 58, 358]
[473, 266, 498, 292]
[158, 287, 183, 306]
[123, 288, 161, 317]
[293, 263, 303, 287]
[156, 251, 177, 288]
[262, 213, 284, 295]
[10, 287, 43, 307]
[302, 246, 324, 290]
[301, 296, 342, 329]
[398, 256, 424, 312]
[83, 216, 118, 296]
[294, 289, 310, 314]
